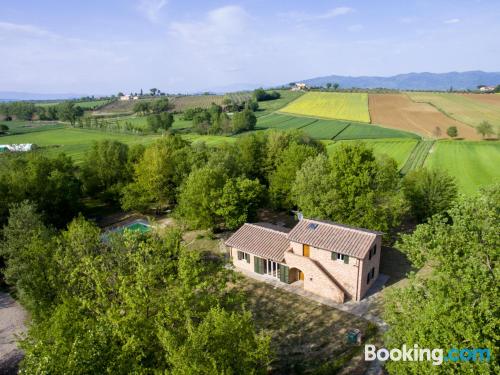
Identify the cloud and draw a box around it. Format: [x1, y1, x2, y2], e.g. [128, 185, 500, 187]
[348, 24, 364, 32]
[0, 21, 58, 38]
[280, 7, 354, 22]
[444, 18, 460, 24]
[137, 0, 168, 23]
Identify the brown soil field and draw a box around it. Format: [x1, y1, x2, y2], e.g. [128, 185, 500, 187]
[368, 94, 480, 140]
[459, 93, 500, 107]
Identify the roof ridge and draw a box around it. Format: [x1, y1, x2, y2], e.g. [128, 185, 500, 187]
[246, 223, 289, 236]
[302, 218, 382, 236]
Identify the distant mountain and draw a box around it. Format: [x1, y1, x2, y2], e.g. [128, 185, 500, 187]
[0, 91, 86, 101]
[298, 71, 500, 91]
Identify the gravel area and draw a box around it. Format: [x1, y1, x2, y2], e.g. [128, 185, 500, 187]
[0, 292, 27, 374]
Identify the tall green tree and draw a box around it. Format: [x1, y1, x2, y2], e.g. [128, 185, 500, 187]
[384, 185, 499, 374]
[292, 143, 406, 233]
[476, 121, 494, 138]
[57, 102, 84, 126]
[232, 108, 257, 133]
[80, 140, 130, 201]
[402, 168, 457, 222]
[121, 136, 191, 212]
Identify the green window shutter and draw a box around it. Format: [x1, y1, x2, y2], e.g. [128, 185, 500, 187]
[246, 254, 250, 263]
[343, 255, 349, 264]
[237, 251, 243, 260]
[331, 252, 335, 260]
[279, 265, 289, 283]
[254, 256, 264, 274]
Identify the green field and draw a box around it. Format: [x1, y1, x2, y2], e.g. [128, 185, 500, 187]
[0, 120, 63, 135]
[408, 92, 500, 128]
[334, 123, 420, 140]
[0, 127, 159, 162]
[325, 139, 419, 169]
[255, 90, 304, 117]
[400, 140, 435, 175]
[280, 92, 370, 122]
[35, 99, 110, 109]
[425, 141, 500, 194]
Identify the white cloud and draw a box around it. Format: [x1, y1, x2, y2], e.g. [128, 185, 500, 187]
[279, 7, 354, 22]
[0, 21, 58, 38]
[137, 0, 168, 23]
[348, 24, 364, 32]
[444, 18, 460, 24]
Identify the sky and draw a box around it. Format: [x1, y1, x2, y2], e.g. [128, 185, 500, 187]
[1, 0, 499, 94]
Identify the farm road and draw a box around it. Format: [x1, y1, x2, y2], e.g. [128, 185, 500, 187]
[0, 292, 27, 374]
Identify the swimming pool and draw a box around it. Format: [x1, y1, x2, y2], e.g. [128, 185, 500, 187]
[123, 221, 151, 234]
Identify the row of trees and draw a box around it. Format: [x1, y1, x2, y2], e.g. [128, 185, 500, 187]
[0, 101, 86, 123]
[0, 203, 271, 373]
[188, 104, 257, 135]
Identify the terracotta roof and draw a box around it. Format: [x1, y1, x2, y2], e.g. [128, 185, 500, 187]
[287, 219, 381, 259]
[225, 223, 290, 262]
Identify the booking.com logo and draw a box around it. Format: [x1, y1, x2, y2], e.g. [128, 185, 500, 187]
[365, 344, 491, 366]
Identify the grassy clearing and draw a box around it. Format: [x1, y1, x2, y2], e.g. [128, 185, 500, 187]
[334, 123, 420, 140]
[74, 100, 111, 109]
[302, 119, 350, 140]
[0, 127, 159, 163]
[425, 140, 500, 194]
[280, 92, 370, 122]
[180, 134, 236, 146]
[256, 114, 296, 128]
[400, 140, 435, 175]
[0, 120, 63, 135]
[408, 92, 500, 128]
[240, 279, 373, 374]
[325, 139, 419, 169]
[255, 90, 304, 117]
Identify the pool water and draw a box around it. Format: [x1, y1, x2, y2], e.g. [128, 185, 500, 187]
[124, 222, 151, 234]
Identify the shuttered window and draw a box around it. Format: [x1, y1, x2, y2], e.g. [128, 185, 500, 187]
[254, 256, 264, 274]
[237, 251, 243, 260]
[279, 265, 290, 283]
[343, 255, 349, 264]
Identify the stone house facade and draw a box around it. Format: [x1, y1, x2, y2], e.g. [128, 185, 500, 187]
[225, 218, 382, 303]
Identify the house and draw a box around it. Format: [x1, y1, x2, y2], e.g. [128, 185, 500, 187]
[119, 95, 140, 101]
[478, 85, 496, 93]
[225, 218, 383, 303]
[291, 82, 310, 91]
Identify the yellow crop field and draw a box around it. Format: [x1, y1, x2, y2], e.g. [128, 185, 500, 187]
[279, 92, 370, 122]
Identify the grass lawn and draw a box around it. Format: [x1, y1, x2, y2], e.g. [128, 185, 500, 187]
[0, 120, 63, 135]
[240, 278, 376, 374]
[280, 92, 370, 122]
[325, 139, 419, 169]
[181, 134, 236, 146]
[425, 140, 500, 194]
[408, 92, 500, 128]
[0, 127, 159, 163]
[334, 123, 420, 140]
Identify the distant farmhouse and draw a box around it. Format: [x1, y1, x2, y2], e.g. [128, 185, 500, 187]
[119, 95, 140, 101]
[225, 218, 382, 303]
[291, 82, 310, 91]
[0, 144, 36, 153]
[478, 85, 496, 93]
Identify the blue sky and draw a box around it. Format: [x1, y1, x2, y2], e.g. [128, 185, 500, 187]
[1, 0, 499, 94]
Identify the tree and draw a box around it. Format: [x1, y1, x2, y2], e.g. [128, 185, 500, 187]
[253, 89, 280, 102]
[12, 218, 271, 373]
[446, 126, 458, 138]
[292, 143, 407, 233]
[150, 98, 170, 113]
[232, 108, 257, 133]
[325, 83, 332, 89]
[80, 140, 130, 200]
[147, 112, 174, 132]
[333, 83, 340, 90]
[0, 202, 58, 317]
[269, 143, 322, 209]
[176, 165, 227, 229]
[476, 121, 494, 139]
[215, 177, 263, 229]
[121, 136, 191, 212]
[133, 101, 151, 116]
[433, 126, 442, 138]
[384, 185, 499, 374]
[150, 88, 158, 96]
[0, 153, 82, 227]
[0, 124, 8, 134]
[57, 102, 84, 126]
[402, 168, 457, 222]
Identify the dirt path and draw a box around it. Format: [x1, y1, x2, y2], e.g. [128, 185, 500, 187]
[0, 292, 27, 374]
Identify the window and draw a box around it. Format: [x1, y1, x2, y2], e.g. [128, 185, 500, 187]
[367, 267, 376, 284]
[307, 223, 319, 230]
[237, 250, 250, 263]
[331, 252, 349, 264]
[368, 245, 377, 260]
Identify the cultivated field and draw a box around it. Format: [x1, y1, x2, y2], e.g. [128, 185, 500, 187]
[280, 92, 370, 122]
[255, 90, 304, 117]
[369, 94, 480, 140]
[408, 92, 500, 128]
[325, 139, 419, 169]
[257, 113, 417, 140]
[169, 95, 224, 111]
[459, 93, 500, 107]
[94, 98, 155, 115]
[425, 141, 500, 194]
